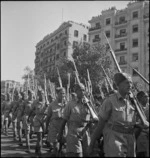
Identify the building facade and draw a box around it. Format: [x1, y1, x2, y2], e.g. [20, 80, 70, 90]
[34, 21, 89, 78]
[1, 80, 21, 94]
[88, 1, 149, 91]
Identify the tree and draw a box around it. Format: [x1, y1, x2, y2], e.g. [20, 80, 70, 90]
[59, 42, 113, 94]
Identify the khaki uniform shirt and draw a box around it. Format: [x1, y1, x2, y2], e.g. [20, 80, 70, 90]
[47, 99, 67, 143]
[99, 91, 136, 157]
[63, 99, 91, 153]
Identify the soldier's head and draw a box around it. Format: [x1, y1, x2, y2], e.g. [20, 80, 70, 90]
[20, 91, 26, 100]
[37, 89, 44, 102]
[74, 83, 86, 99]
[137, 91, 149, 106]
[5, 93, 11, 101]
[56, 87, 66, 102]
[48, 94, 55, 103]
[28, 90, 34, 100]
[114, 72, 132, 95]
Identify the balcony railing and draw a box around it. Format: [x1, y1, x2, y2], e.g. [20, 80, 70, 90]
[119, 61, 127, 65]
[143, 14, 149, 19]
[89, 26, 101, 31]
[115, 33, 127, 38]
[115, 48, 127, 52]
[115, 20, 127, 26]
[93, 38, 101, 42]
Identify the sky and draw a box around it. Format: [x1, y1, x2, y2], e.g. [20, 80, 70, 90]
[1, 1, 129, 83]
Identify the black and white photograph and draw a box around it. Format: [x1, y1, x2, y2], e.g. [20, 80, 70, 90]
[1, 1, 149, 157]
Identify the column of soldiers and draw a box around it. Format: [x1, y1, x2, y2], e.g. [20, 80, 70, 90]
[1, 71, 149, 157]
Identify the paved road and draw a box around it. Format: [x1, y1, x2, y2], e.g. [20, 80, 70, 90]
[1, 125, 50, 157]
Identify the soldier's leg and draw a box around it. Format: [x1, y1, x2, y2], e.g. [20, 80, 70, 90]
[12, 119, 17, 141]
[4, 118, 9, 136]
[17, 121, 23, 146]
[1, 115, 4, 133]
[25, 124, 31, 153]
[36, 132, 43, 156]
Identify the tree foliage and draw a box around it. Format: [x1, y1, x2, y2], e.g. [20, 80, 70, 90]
[59, 42, 113, 94]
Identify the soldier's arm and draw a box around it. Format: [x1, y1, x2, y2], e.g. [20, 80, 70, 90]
[88, 98, 112, 155]
[46, 105, 53, 130]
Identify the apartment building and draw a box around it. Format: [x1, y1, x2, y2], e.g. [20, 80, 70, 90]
[34, 21, 89, 77]
[1, 80, 21, 94]
[88, 1, 149, 91]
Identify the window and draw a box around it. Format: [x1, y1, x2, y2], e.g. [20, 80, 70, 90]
[83, 34, 87, 41]
[120, 29, 126, 35]
[133, 67, 138, 76]
[105, 31, 110, 38]
[120, 42, 125, 50]
[133, 11, 138, 19]
[59, 33, 62, 37]
[119, 16, 125, 23]
[73, 41, 78, 48]
[120, 56, 125, 63]
[56, 54, 59, 60]
[65, 30, 67, 35]
[95, 22, 100, 28]
[132, 24, 138, 33]
[64, 41, 67, 46]
[74, 30, 79, 37]
[55, 36, 58, 40]
[57, 44, 60, 50]
[47, 41, 49, 45]
[132, 39, 138, 47]
[106, 18, 111, 25]
[132, 53, 138, 62]
[51, 39, 54, 42]
[64, 52, 66, 57]
[95, 35, 100, 39]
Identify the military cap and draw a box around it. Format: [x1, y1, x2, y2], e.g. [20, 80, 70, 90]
[56, 87, 66, 93]
[38, 89, 44, 94]
[28, 89, 34, 95]
[137, 91, 148, 100]
[114, 72, 132, 86]
[75, 83, 85, 91]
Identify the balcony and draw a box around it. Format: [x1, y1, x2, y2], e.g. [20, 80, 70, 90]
[143, 13, 149, 19]
[92, 38, 101, 43]
[115, 48, 127, 52]
[115, 33, 127, 38]
[119, 61, 127, 65]
[89, 26, 101, 32]
[114, 20, 127, 27]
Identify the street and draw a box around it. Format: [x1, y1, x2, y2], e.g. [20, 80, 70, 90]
[1, 125, 50, 157]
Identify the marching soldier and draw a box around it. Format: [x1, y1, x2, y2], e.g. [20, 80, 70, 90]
[1, 93, 6, 134]
[46, 87, 67, 156]
[16, 91, 27, 146]
[58, 83, 97, 157]
[3, 93, 12, 136]
[136, 91, 149, 157]
[22, 90, 35, 153]
[88, 72, 147, 157]
[32, 89, 49, 156]
[9, 91, 21, 141]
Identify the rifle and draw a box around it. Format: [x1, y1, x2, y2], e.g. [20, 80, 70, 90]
[67, 73, 70, 101]
[44, 74, 49, 104]
[103, 32, 149, 128]
[100, 64, 114, 91]
[128, 63, 149, 85]
[56, 67, 63, 88]
[11, 82, 16, 101]
[71, 59, 99, 122]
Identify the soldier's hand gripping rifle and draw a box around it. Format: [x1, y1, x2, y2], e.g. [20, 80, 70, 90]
[100, 64, 114, 93]
[128, 63, 149, 85]
[103, 32, 149, 128]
